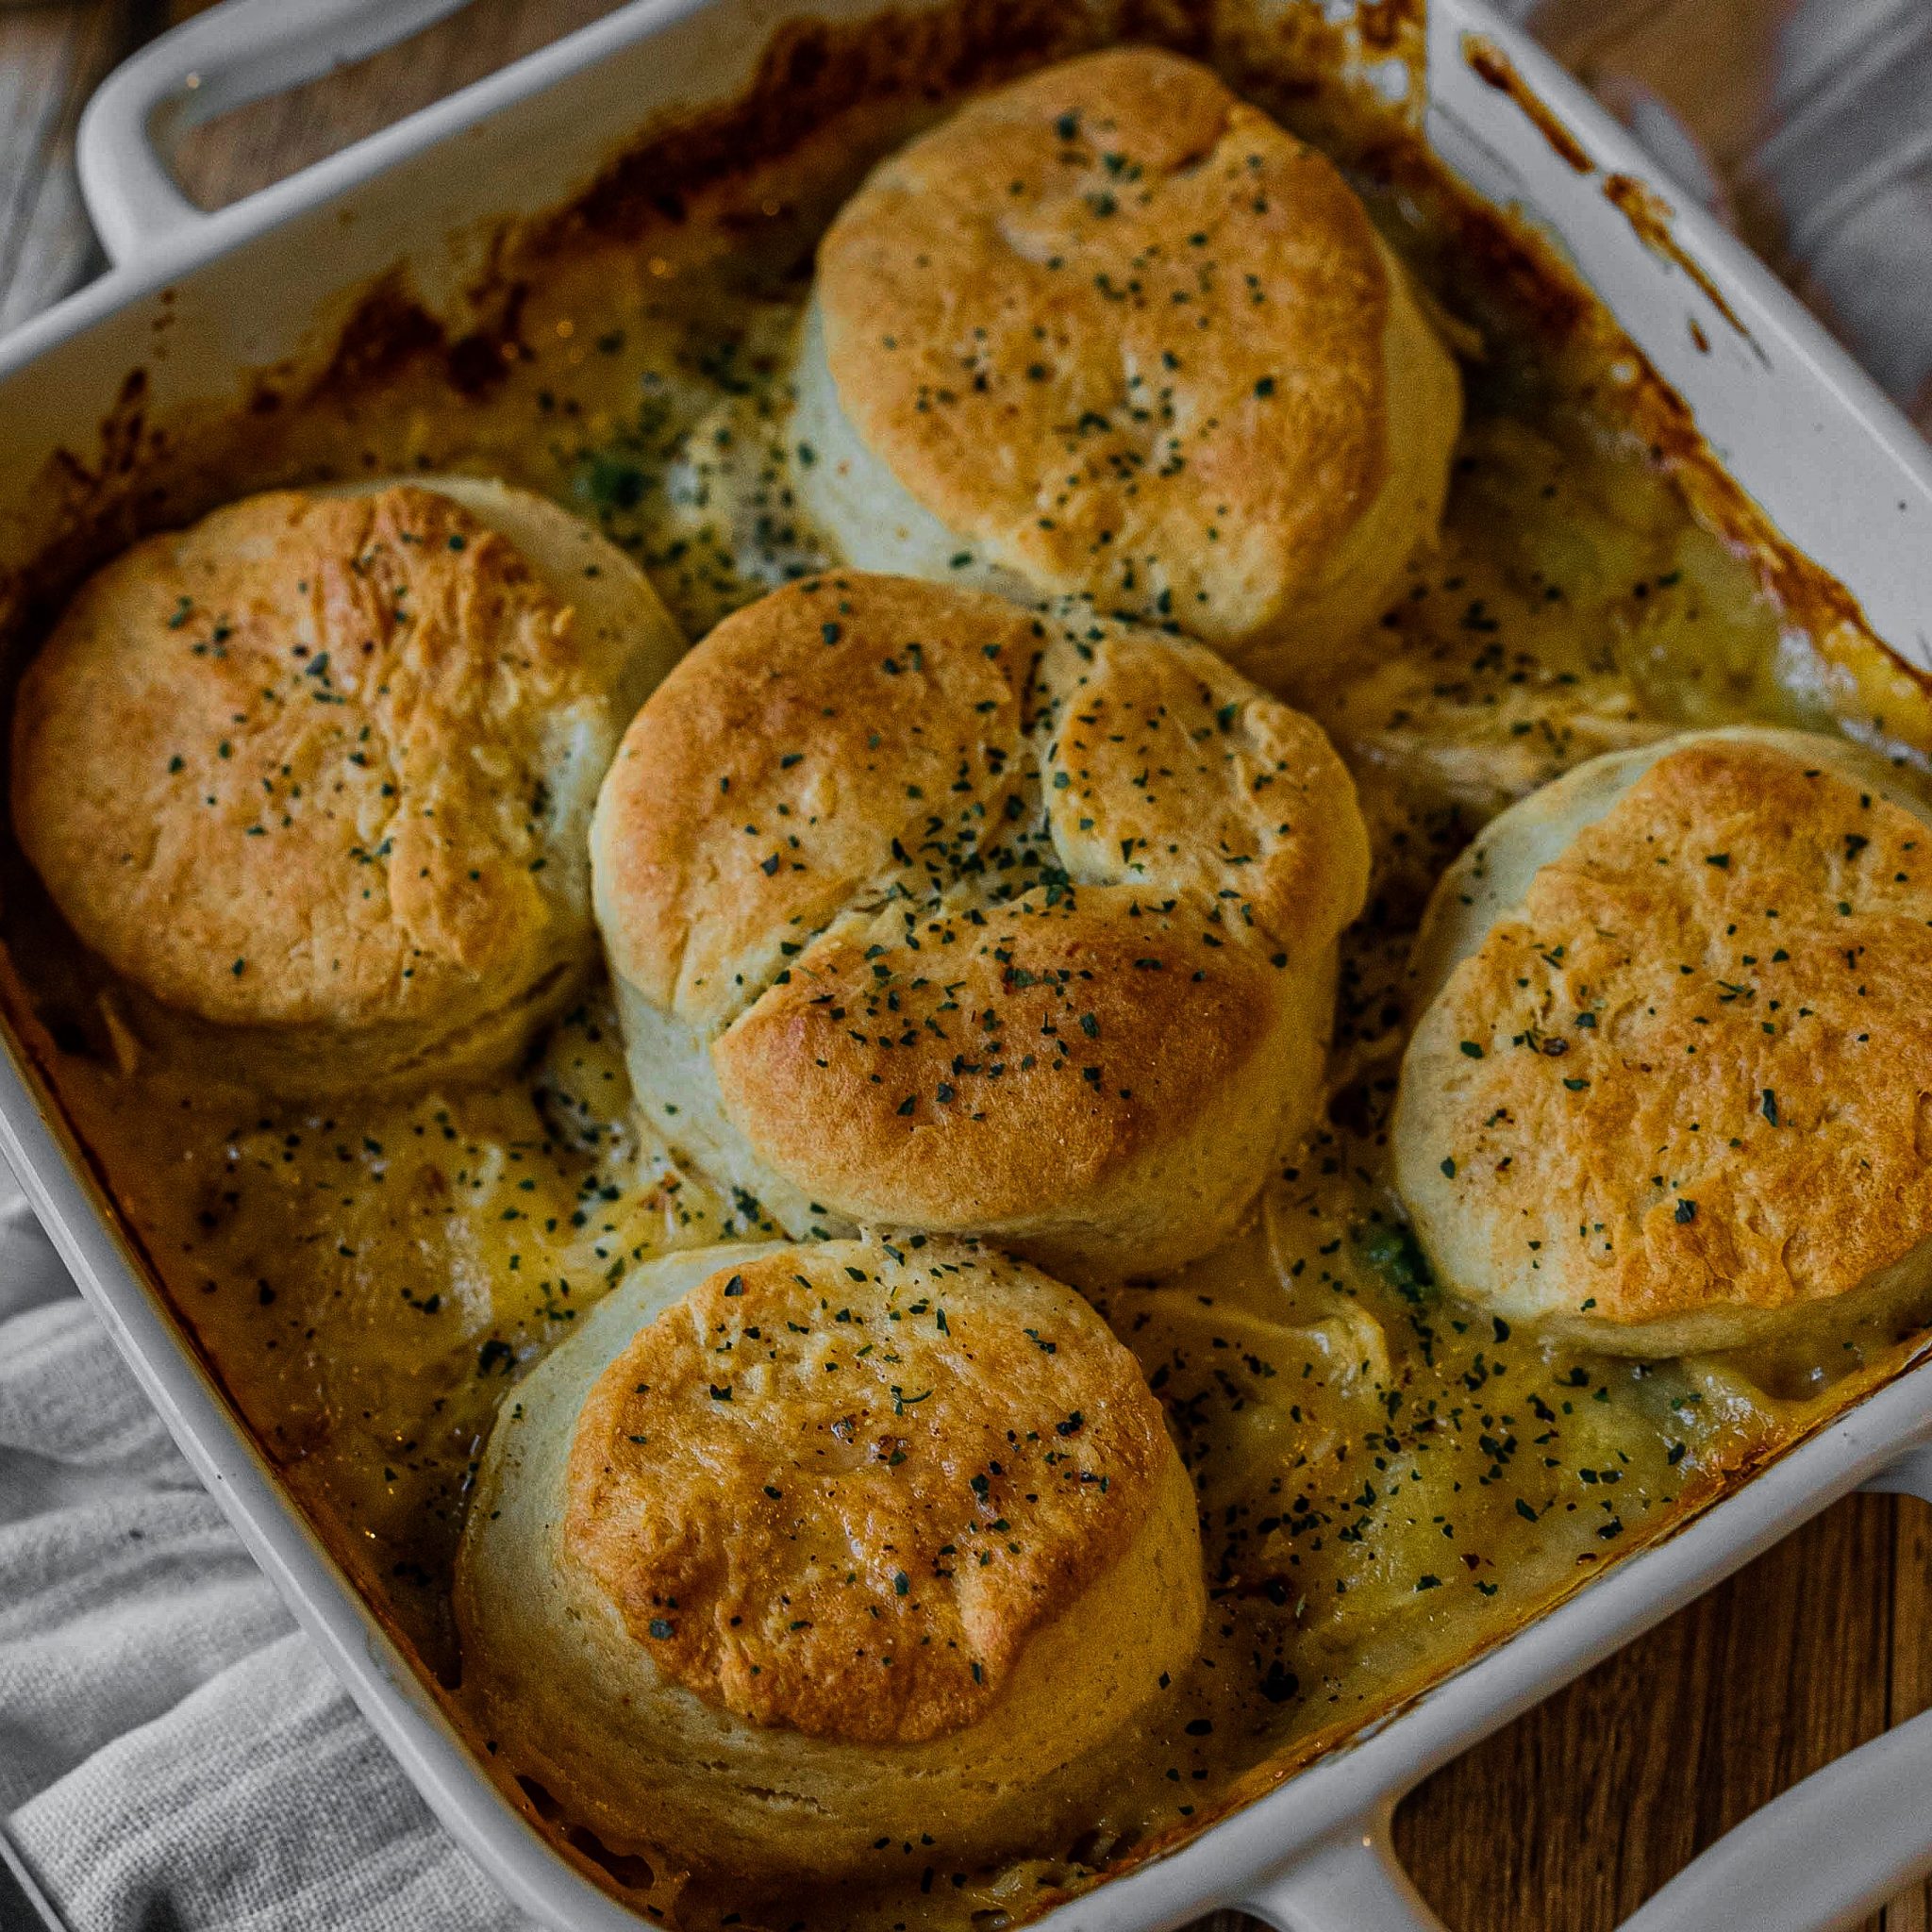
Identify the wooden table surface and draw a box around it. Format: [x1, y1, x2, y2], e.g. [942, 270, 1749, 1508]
[2, 3, 1928, 1927]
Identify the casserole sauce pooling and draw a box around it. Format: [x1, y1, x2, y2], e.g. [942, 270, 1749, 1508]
[9, 29, 1932, 1931]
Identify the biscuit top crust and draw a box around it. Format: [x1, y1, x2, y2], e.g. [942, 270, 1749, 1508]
[597, 574, 1363, 1018]
[13, 487, 604, 1029]
[594, 574, 1038, 1032]
[1413, 739, 1932, 1324]
[813, 47, 1391, 645]
[592, 574, 1368, 1207]
[562, 1241, 1171, 1742]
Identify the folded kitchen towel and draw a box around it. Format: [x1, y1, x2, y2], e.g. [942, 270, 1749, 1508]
[0, 1171, 530, 1931]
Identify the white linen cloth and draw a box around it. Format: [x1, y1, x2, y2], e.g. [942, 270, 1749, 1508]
[5, 7, 1932, 1927]
[0, 1168, 531, 1930]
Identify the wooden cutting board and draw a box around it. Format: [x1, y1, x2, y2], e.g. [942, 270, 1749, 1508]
[0, 3, 1925, 1927]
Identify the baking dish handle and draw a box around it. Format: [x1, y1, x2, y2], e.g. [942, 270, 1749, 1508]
[1238, 1731, 1932, 1932]
[1237, 1442, 1932, 1932]
[1608, 1444, 1932, 1931]
[1237, 1714, 1932, 1932]
[1239, 1808, 1450, 1932]
[1612, 1704, 1932, 1932]
[77, 0, 474, 270]
[1228, 1731, 1932, 1932]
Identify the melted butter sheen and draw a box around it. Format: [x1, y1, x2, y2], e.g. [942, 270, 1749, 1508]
[21, 171, 1932, 1932]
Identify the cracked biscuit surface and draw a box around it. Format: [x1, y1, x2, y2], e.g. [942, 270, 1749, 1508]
[591, 572, 1369, 1279]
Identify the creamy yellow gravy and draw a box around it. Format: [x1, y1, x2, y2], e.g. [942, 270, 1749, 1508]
[13, 65, 1932, 1932]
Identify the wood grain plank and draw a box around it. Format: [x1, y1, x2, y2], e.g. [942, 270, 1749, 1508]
[1880, 1497, 1932, 1932]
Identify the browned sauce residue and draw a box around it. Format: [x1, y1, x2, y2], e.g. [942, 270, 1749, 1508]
[1460, 31, 1759, 357]
[1605, 172, 1757, 348]
[1463, 33, 1591, 173]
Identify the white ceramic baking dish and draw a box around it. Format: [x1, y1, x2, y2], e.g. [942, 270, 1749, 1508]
[7, 1, 1932, 1926]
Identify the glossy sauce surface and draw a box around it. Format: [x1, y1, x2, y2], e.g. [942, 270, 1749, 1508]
[13, 70, 1932, 1932]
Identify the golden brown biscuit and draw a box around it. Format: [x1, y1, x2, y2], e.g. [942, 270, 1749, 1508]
[455, 1236, 1204, 1879]
[792, 48, 1462, 681]
[1393, 726, 1932, 1355]
[591, 573, 1370, 1280]
[12, 478, 683, 1094]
